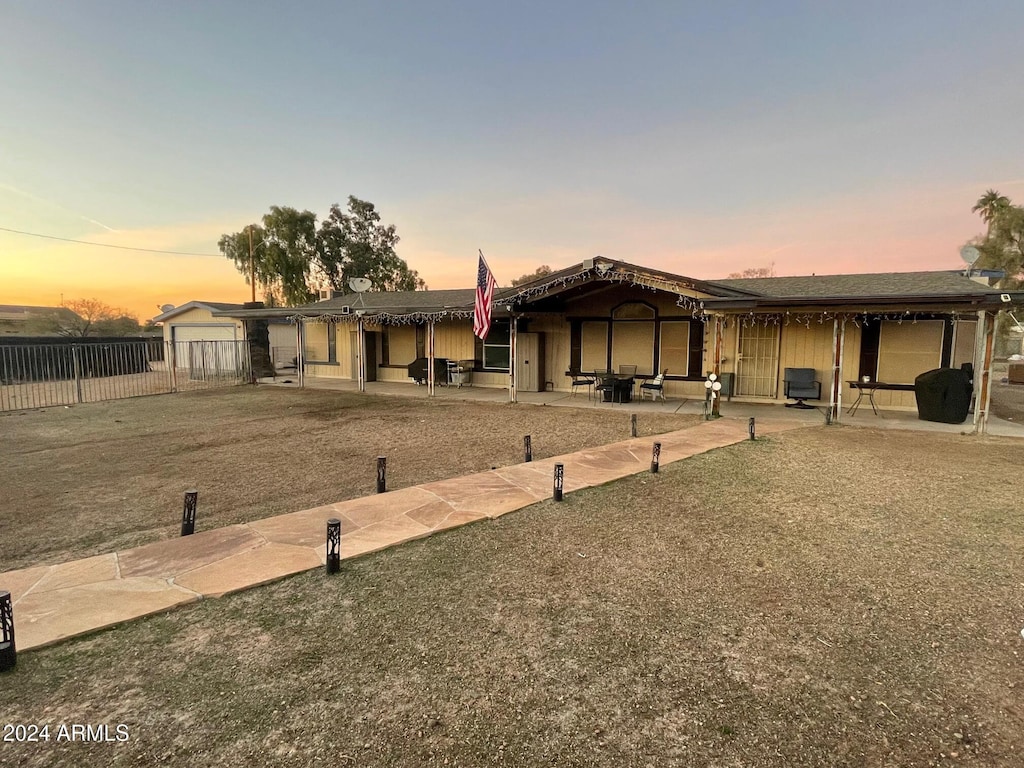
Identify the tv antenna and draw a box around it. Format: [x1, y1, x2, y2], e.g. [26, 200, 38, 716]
[159, 304, 175, 314]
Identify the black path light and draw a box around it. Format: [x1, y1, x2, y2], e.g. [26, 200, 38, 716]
[181, 489, 198, 536]
[0, 590, 15, 672]
[651, 442, 661, 473]
[553, 462, 564, 502]
[376, 456, 387, 494]
[630, 413, 638, 438]
[326, 519, 341, 575]
[748, 417, 756, 440]
[524, 435, 532, 463]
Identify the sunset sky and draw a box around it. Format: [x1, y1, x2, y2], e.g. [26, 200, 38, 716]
[2, 2, 1023, 322]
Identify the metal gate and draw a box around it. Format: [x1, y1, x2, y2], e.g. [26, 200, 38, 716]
[0, 340, 251, 412]
[735, 323, 780, 397]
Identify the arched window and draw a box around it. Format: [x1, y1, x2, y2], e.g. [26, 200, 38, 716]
[611, 302, 656, 320]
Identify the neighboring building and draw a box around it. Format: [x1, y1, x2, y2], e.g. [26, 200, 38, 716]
[216, 259, 1024, 428]
[152, 301, 295, 368]
[0, 304, 81, 336]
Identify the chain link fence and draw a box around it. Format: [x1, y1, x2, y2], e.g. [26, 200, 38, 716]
[0, 339, 252, 412]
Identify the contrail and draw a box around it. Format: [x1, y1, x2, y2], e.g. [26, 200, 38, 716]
[0, 182, 117, 232]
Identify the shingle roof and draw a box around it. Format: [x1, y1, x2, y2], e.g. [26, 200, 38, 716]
[310, 289, 479, 312]
[709, 271, 994, 299]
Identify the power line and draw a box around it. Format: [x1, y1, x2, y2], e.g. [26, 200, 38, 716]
[0, 225, 221, 257]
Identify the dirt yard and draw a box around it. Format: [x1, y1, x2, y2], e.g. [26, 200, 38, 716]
[1, 426, 1021, 767]
[0, 386, 699, 571]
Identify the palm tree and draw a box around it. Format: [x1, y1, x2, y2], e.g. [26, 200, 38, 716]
[973, 189, 1012, 235]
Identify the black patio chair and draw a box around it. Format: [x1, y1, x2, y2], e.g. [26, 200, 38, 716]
[783, 367, 821, 409]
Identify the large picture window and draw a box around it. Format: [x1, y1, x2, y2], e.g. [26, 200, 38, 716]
[483, 321, 511, 370]
[659, 321, 689, 376]
[876, 321, 944, 383]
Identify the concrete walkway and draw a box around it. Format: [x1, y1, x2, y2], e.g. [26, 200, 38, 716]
[3, 416, 802, 652]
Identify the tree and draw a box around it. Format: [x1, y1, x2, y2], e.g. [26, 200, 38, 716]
[727, 263, 776, 279]
[972, 189, 1012, 236]
[511, 265, 553, 286]
[317, 197, 425, 293]
[971, 192, 1024, 289]
[28, 298, 140, 337]
[219, 199, 423, 304]
[219, 207, 318, 306]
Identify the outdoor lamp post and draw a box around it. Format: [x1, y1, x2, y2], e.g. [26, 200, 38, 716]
[326, 519, 341, 574]
[704, 373, 723, 418]
[0, 590, 15, 672]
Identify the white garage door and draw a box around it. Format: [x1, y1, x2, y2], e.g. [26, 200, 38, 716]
[171, 324, 243, 377]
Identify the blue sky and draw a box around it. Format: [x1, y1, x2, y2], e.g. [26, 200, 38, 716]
[2, 1, 1022, 319]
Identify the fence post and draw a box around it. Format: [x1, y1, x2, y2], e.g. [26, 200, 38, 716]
[72, 345, 83, 404]
[553, 463, 564, 502]
[181, 489, 198, 536]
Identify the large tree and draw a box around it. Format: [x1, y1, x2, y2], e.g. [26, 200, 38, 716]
[219, 207, 317, 306]
[971, 191, 1024, 288]
[28, 298, 140, 337]
[219, 199, 423, 303]
[317, 197, 425, 293]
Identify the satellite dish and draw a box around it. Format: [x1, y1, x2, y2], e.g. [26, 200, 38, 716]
[348, 277, 372, 293]
[960, 245, 980, 267]
[160, 304, 175, 313]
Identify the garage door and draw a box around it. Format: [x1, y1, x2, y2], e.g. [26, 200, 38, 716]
[171, 325, 243, 377]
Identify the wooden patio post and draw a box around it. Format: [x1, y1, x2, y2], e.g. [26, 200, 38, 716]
[427, 320, 435, 397]
[509, 314, 518, 404]
[711, 315, 723, 417]
[356, 314, 366, 393]
[295, 319, 305, 388]
[829, 318, 846, 423]
[972, 310, 996, 435]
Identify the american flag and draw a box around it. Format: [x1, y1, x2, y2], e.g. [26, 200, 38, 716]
[473, 250, 498, 340]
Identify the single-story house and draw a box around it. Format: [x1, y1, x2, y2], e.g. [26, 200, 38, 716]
[214, 259, 1024, 432]
[152, 301, 295, 369]
[0, 304, 81, 335]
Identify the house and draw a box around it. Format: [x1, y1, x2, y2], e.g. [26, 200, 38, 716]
[0, 304, 81, 335]
[215, 259, 1024, 432]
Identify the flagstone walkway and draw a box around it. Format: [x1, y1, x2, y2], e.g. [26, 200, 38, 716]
[2, 416, 806, 653]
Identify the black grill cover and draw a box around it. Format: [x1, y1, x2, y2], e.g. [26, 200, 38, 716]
[914, 368, 972, 424]
[407, 357, 448, 385]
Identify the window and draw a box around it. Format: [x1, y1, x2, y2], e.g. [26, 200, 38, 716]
[581, 321, 608, 371]
[483, 321, 511, 370]
[877, 321, 944, 383]
[383, 326, 417, 365]
[659, 321, 689, 375]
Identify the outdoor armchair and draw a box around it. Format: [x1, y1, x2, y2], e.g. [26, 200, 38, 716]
[783, 367, 821, 409]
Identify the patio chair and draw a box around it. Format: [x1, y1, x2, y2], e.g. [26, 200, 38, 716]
[569, 370, 595, 399]
[618, 365, 637, 376]
[639, 369, 668, 401]
[783, 367, 821, 409]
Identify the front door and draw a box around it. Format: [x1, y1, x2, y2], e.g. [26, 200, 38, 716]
[735, 323, 780, 397]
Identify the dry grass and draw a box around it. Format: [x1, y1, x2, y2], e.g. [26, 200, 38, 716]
[0, 386, 699, 571]
[1, 424, 1022, 766]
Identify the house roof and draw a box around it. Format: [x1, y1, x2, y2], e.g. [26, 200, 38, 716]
[710, 271, 994, 299]
[0, 304, 78, 322]
[152, 301, 247, 322]
[209, 260, 1024, 322]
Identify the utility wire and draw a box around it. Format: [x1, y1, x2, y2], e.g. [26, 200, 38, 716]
[0, 225, 220, 257]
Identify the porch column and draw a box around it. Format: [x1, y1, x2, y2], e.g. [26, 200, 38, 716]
[509, 315, 518, 403]
[711, 315, 723, 416]
[427, 320, 435, 397]
[828, 318, 846, 423]
[972, 310, 996, 434]
[295, 319, 305, 388]
[356, 315, 366, 393]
